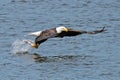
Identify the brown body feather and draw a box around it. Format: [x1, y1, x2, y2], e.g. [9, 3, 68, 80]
[35, 28, 57, 44]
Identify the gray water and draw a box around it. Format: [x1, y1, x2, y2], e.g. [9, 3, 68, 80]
[0, 0, 120, 80]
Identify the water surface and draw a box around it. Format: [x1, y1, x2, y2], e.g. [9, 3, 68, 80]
[0, 0, 120, 80]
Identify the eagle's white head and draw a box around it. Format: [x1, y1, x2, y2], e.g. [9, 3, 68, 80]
[56, 26, 68, 33]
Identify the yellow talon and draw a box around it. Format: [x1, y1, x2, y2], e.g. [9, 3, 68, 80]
[32, 43, 39, 48]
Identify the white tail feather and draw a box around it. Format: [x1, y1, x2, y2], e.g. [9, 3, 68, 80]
[28, 31, 42, 36]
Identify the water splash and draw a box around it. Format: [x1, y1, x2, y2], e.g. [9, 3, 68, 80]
[11, 39, 32, 54]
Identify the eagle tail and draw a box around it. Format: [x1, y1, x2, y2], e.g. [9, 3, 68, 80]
[28, 31, 42, 36]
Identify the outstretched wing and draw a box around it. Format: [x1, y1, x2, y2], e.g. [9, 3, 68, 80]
[86, 27, 106, 34]
[35, 27, 106, 44]
[57, 29, 86, 37]
[57, 27, 106, 37]
[35, 28, 57, 44]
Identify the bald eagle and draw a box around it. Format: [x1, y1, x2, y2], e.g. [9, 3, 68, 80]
[24, 26, 106, 48]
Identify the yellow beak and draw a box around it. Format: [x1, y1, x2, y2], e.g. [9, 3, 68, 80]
[64, 28, 68, 32]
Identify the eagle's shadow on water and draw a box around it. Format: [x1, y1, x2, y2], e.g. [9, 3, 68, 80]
[16, 52, 93, 63]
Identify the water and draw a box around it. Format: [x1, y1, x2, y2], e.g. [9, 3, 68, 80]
[0, 0, 120, 80]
